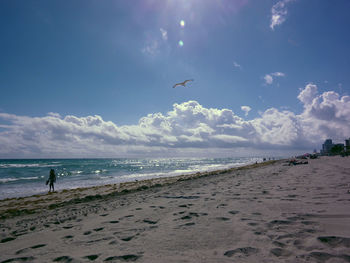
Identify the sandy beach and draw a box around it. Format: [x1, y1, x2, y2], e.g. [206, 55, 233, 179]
[1, 156, 350, 263]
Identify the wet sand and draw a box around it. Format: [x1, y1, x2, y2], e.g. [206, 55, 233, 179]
[0, 156, 350, 263]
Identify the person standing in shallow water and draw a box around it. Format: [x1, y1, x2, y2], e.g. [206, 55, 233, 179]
[48, 169, 56, 192]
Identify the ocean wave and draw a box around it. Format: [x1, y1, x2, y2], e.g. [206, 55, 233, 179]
[0, 176, 40, 183]
[0, 163, 60, 168]
[109, 160, 259, 182]
[116, 169, 198, 181]
[70, 170, 83, 175]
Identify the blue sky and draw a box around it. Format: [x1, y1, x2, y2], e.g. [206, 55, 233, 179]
[1, 0, 350, 158]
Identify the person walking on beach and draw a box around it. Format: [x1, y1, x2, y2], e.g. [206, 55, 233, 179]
[47, 169, 56, 192]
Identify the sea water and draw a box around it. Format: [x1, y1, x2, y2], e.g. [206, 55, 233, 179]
[0, 157, 263, 200]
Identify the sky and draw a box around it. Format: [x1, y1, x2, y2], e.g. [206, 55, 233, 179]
[0, 0, 350, 158]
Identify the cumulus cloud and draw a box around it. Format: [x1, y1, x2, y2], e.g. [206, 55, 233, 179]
[298, 84, 350, 142]
[0, 84, 349, 157]
[297, 83, 318, 105]
[270, 0, 295, 30]
[47, 112, 61, 118]
[264, 72, 286, 85]
[241, 106, 251, 116]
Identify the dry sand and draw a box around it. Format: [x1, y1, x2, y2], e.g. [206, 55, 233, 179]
[0, 156, 350, 263]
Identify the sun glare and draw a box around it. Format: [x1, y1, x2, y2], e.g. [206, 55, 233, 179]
[178, 40, 184, 47]
[180, 20, 186, 28]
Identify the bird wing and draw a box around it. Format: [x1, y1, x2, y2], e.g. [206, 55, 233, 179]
[183, 79, 194, 84]
[173, 79, 193, 88]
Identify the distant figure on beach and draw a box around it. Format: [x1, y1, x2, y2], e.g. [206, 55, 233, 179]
[47, 169, 56, 192]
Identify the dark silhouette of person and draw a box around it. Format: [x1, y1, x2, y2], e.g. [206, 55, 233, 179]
[48, 169, 56, 192]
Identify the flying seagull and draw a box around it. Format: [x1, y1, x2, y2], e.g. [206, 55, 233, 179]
[173, 79, 194, 88]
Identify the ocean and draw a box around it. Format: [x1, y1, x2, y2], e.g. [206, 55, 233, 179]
[0, 157, 264, 200]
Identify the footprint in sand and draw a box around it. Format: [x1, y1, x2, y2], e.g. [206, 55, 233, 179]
[53, 255, 74, 262]
[1, 237, 16, 243]
[270, 248, 292, 257]
[16, 244, 47, 255]
[104, 254, 142, 261]
[317, 236, 350, 248]
[1, 256, 35, 262]
[224, 247, 259, 257]
[215, 217, 230, 221]
[178, 222, 196, 227]
[119, 215, 134, 220]
[121, 236, 136, 242]
[143, 219, 158, 225]
[304, 251, 350, 262]
[267, 219, 294, 229]
[252, 212, 262, 216]
[272, 241, 286, 248]
[178, 212, 208, 221]
[228, 210, 239, 215]
[62, 225, 74, 229]
[83, 254, 99, 261]
[216, 203, 228, 208]
[173, 211, 186, 216]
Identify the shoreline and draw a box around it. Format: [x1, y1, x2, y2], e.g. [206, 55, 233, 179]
[0, 160, 277, 219]
[0, 157, 265, 201]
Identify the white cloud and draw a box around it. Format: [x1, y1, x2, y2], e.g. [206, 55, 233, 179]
[252, 108, 300, 146]
[142, 29, 169, 56]
[160, 28, 168, 41]
[297, 83, 318, 105]
[233, 61, 242, 69]
[264, 74, 274, 85]
[1, 84, 350, 157]
[142, 39, 159, 56]
[298, 84, 350, 142]
[264, 72, 286, 85]
[272, 72, 285, 77]
[270, 0, 295, 30]
[241, 106, 251, 116]
[48, 112, 61, 118]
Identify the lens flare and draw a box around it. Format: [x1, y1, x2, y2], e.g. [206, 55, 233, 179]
[180, 20, 185, 28]
[178, 40, 184, 47]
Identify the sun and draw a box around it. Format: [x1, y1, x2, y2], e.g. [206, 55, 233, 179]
[180, 20, 186, 28]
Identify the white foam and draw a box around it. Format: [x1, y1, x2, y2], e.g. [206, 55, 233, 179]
[0, 163, 59, 168]
[0, 176, 39, 183]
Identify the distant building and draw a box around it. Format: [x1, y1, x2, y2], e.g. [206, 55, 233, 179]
[345, 138, 350, 151]
[321, 138, 350, 155]
[322, 139, 333, 154]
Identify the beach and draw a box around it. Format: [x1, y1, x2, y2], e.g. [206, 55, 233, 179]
[0, 156, 350, 263]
